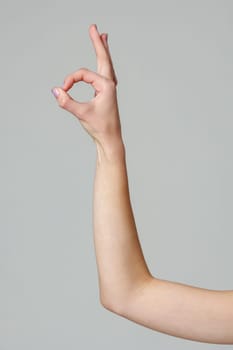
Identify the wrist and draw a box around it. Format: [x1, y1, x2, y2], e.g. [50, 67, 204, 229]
[94, 136, 126, 164]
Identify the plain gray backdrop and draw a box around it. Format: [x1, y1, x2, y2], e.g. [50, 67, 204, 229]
[1, 0, 233, 349]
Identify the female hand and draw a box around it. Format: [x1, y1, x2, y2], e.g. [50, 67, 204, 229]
[51, 24, 123, 153]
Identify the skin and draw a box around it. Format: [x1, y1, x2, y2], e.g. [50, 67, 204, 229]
[51, 24, 233, 344]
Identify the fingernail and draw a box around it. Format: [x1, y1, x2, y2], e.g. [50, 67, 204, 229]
[51, 88, 59, 98]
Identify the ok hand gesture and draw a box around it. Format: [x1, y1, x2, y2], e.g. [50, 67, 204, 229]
[51, 24, 122, 152]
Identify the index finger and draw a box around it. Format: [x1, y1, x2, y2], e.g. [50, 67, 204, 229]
[62, 68, 105, 93]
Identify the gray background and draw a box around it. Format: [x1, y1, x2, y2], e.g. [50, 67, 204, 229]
[1, 0, 233, 349]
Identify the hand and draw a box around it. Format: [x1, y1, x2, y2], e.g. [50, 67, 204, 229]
[51, 24, 122, 150]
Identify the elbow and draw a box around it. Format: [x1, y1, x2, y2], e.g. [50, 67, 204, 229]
[100, 294, 126, 316]
[99, 275, 154, 316]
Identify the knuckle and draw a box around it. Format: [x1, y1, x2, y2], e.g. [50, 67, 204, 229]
[58, 96, 69, 109]
[105, 78, 116, 90]
[99, 53, 108, 62]
[79, 66, 89, 73]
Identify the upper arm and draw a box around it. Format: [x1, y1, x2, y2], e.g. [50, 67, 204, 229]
[119, 277, 233, 344]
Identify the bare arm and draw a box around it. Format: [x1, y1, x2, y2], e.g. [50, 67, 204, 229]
[52, 24, 233, 345]
[93, 141, 152, 309]
[93, 137, 233, 345]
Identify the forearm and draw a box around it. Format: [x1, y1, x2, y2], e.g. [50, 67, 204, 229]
[93, 138, 152, 311]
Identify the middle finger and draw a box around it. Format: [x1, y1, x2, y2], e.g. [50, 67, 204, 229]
[89, 24, 115, 81]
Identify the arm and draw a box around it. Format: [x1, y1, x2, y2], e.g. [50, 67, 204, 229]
[93, 140, 152, 310]
[52, 24, 233, 345]
[93, 137, 233, 345]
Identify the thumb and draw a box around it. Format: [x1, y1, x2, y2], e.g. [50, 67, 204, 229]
[51, 87, 86, 119]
